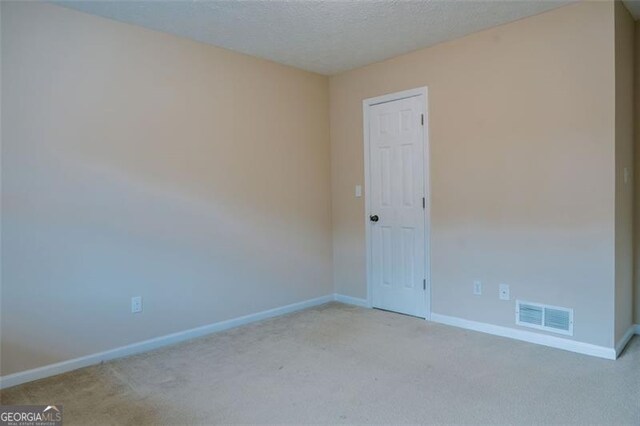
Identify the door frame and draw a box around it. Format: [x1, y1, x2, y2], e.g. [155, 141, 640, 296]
[362, 87, 431, 320]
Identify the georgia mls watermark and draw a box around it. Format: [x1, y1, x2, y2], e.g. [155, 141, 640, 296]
[0, 405, 63, 426]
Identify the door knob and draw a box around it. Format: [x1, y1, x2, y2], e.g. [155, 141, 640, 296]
[370, 215, 379, 222]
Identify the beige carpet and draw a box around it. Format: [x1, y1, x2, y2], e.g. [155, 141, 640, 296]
[1, 302, 639, 425]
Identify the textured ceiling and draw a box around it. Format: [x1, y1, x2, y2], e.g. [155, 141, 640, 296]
[56, 1, 575, 75]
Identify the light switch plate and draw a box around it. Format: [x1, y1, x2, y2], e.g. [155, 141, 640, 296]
[355, 185, 362, 198]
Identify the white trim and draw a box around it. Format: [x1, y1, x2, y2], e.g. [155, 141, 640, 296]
[615, 324, 637, 357]
[430, 313, 617, 360]
[363, 87, 431, 320]
[2, 300, 633, 390]
[363, 88, 429, 107]
[334, 293, 370, 308]
[0, 294, 334, 390]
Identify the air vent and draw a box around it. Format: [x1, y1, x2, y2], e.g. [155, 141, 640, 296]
[516, 300, 573, 336]
[518, 304, 543, 326]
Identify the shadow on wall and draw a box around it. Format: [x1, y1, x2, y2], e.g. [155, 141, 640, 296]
[1, 0, 332, 377]
[1, 149, 330, 376]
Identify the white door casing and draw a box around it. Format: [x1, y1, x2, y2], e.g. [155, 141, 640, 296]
[364, 88, 430, 319]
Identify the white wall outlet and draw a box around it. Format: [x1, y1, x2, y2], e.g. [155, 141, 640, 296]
[499, 284, 510, 301]
[473, 280, 482, 295]
[131, 296, 143, 313]
[355, 185, 362, 198]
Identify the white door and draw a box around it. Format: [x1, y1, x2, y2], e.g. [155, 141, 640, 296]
[368, 94, 427, 318]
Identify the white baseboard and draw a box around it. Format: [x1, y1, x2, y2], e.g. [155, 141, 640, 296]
[615, 325, 636, 357]
[0, 294, 334, 390]
[430, 313, 617, 360]
[2, 297, 635, 389]
[333, 293, 370, 308]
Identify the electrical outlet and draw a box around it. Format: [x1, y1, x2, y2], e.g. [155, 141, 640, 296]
[131, 296, 143, 313]
[499, 284, 510, 301]
[473, 280, 482, 295]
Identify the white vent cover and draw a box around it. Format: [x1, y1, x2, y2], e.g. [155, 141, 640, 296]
[516, 300, 573, 336]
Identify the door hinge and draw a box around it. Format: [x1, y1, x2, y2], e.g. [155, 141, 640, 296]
[423, 279, 426, 290]
[421, 114, 424, 126]
[422, 197, 425, 209]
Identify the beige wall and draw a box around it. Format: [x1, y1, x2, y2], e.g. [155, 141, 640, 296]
[1, 2, 332, 376]
[635, 20, 640, 325]
[1, 0, 635, 379]
[330, 1, 617, 347]
[614, 1, 635, 342]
